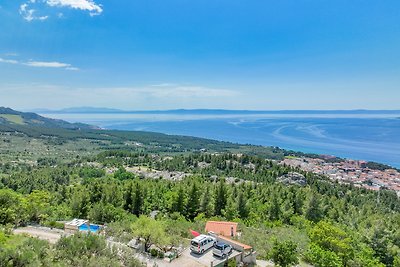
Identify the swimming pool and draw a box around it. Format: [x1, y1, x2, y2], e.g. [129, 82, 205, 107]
[78, 224, 101, 233]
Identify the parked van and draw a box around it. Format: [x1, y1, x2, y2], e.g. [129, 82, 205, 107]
[190, 235, 216, 254]
[213, 242, 233, 258]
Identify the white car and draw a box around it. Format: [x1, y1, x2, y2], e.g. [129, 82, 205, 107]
[213, 242, 233, 258]
[190, 235, 216, 254]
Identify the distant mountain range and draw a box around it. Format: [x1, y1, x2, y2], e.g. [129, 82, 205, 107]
[0, 107, 97, 129]
[32, 107, 400, 115]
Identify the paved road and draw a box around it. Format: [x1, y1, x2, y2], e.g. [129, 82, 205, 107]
[182, 247, 242, 267]
[108, 239, 203, 267]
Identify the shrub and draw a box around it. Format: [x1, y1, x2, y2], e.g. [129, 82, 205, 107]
[305, 243, 342, 267]
[150, 248, 158, 257]
[43, 220, 64, 229]
[157, 250, 165, 259]
[270, 240, 299, 267]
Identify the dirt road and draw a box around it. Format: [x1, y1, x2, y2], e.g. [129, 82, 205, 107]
[13, 226, 66, 244]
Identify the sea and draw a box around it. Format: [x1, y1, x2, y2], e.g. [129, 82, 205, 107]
[42, 112, 400, 168]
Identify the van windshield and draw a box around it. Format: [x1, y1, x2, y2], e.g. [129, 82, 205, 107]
[191, 241, 199, 247]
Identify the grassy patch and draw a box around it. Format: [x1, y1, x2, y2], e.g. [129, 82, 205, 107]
[0, 114, 25, 125]
[0, 134, 101, 164]
[0, 230, 28, 249]
[240, 224, 309, 260]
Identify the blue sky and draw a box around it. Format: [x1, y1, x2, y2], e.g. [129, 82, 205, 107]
[0, 0, 399, 110]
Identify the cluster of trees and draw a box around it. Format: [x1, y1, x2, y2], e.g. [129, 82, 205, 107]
[0, 189, 53, 225]
[95, 152, 288, 184]
[1, 151, 400, 266]
[0, 228, 142, 266]
[366, 161, 400, 172]
[0, 120, 287, 157]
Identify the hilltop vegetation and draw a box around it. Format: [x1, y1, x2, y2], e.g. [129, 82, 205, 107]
[0, 114, 25, 125]
[1, 151, 400, 266]
[0, 109, 400, 266]
[0, 107, 96, 130]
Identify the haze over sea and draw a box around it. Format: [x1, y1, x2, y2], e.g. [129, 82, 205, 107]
[43, 111, 400, 168]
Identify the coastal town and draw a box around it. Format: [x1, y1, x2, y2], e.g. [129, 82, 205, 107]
[281, 157, 400, 195]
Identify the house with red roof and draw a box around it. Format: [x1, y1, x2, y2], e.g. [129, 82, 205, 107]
[205, 221, 239, 237]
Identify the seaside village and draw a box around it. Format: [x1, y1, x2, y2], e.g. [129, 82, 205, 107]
[17, 219, 257, 267]
[281, 157, 400, 195]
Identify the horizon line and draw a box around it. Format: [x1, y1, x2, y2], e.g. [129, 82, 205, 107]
[25, 107, 400, 113]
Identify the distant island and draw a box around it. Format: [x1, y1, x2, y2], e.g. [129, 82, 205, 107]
[32, 107, 400, 115]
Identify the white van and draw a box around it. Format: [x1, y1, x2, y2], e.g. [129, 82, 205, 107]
[190, 235, 216, 254]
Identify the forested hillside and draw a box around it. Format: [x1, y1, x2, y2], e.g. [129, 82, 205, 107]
[0, 107, 97, 130]
[1, 112, 400, 267]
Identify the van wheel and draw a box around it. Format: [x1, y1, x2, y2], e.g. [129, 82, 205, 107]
[201, 249, 204, 254]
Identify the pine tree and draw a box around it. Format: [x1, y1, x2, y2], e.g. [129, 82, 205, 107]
[132, 183, 143, 216]
[200, 185, 211, 216]
[214, 179, 227, 216]
[186, 183, 199, 220]
[223, 195, 239, 220]
[269, 193, 282, 221]
[237, 191, 248, 218]
[293, 192, 304, 215]
[306, 194, 323, 223]
[175, 186, 185, 214]
[124, 182, 133, 211]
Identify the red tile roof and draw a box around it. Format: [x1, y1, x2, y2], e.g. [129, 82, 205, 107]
[218, 235, 253, 251]
[205, 221, 238, 237]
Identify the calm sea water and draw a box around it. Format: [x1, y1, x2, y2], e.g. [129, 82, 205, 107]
[43, 113, 400, 168]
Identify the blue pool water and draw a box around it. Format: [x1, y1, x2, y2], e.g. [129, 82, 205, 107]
[79, 224, 100, 233]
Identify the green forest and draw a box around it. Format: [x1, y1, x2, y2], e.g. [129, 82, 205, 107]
[1, 122, 400, 267]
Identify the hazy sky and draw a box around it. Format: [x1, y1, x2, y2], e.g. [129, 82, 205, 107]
[0, 0, 399, 110]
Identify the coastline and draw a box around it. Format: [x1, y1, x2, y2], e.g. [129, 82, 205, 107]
[40, 112, 400, 169]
